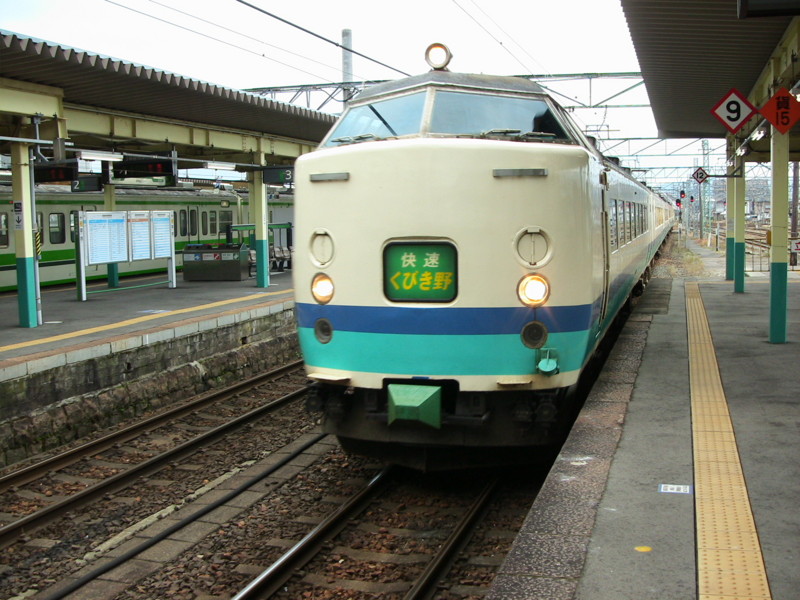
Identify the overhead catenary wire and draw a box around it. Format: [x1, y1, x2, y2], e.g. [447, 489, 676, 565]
[234, 0, 411, 77]
[144, 0, 360, 83]
[104, 0, 339, 84]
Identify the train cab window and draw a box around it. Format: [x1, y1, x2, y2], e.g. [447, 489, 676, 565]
[179, 210, 188, 237]
[201, 211, 208, 236]
[49, 213, 66, 244]
[189, 209, 198, 237]
[209, 211, 218, 235]
[0, 213, 8, 248]
[219, 210, 233, 239]
[430, 92, 571, 141]
[323, 91, 427, 146]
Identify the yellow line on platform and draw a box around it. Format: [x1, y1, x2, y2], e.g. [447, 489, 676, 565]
[685, 282, 771, 600]
[0, 289, 293, 354]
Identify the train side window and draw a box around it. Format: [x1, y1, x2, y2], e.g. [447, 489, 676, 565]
[0, 213, 8, 248]
[201, 211, 208, 236]
[609, 200, 618, 249]
[633, 204, 639, 238]
[49, 213, 66, 244]
[189, 209, 198, 236]
[219, 210, 233, 239]
[179, 210, 188, 237]
[209, 211, 218, 235]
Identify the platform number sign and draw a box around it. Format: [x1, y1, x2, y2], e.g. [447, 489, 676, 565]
[759, 87, 800, 135]
[711, 88, 756, 134]
[693, 167, 709, 185]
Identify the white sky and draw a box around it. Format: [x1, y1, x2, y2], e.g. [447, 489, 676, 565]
[1, 0, 729, 188]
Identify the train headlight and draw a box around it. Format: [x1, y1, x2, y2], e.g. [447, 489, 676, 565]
[517, 274, 549, 307]
[311, 273, 334, 304]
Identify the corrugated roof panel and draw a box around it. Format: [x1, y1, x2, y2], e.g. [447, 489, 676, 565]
[0, 30, 335, 143]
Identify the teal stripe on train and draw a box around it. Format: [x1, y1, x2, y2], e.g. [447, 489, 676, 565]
[298, 328, 592, 376]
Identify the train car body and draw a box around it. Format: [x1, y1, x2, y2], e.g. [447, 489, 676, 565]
[293, 63, 674, 469]
[0, 185, 295, 292]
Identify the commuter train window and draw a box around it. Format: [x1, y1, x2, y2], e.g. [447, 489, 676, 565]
[430, 92, 571, 140]
[49, 213, 66, 245]
[219, 210, 233, 238]
[0, 213, 8, 248]
[189, 208, 198, 237]
[179, 210, 188, 237]
[209, 211, 218, 235]
[323, 91, 427, 146]
[201, 211, 208, 236]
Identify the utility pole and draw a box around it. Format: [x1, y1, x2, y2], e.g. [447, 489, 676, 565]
[342, 29, 354, 104]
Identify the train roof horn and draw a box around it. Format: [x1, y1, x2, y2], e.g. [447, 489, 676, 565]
[425, 43, 452, 71]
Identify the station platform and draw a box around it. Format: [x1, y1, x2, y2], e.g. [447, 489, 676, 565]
[489, 240, 800, 600]
[0, 271, 294, 366]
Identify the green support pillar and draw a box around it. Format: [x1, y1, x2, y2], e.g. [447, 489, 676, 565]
[725, 136, 735, 280]
[733, 153, 746, 293]
[250, 170, 270, 288]
[11, 142, 38, 327]
[104, 183, 119, 287]
[769, 127, 789, 343]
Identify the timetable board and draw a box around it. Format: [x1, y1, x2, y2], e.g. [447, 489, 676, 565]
[82, 210, 174, 266]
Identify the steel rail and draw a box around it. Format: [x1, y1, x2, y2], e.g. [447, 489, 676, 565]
[40, 432, 329, 600]
[402, 477, 500, 600]
[0, 381, 309, 549]
[0, 359, 303, 493]
[233, 467, 393, 600]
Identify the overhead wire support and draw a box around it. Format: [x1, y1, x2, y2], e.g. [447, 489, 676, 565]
[234, 0, 410, 77]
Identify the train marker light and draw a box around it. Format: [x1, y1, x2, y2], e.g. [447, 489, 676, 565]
[517, 274, 549, 307]
[425, 43, 452, 71]
[311, 273, 334, 304]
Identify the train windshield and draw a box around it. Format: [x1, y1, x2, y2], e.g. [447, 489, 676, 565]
[324, 92, 427, 146]
[323, 87, 573, 146]
[430, 91, 571, 140]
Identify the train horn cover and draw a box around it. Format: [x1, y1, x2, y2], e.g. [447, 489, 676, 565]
[425, 43, 452, 70]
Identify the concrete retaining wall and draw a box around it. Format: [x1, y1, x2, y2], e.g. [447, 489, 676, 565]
[0, 300, 300, 467]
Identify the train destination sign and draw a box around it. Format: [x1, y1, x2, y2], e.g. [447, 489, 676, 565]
[384, 243, 457, 302]
[711, 88, 756, 134]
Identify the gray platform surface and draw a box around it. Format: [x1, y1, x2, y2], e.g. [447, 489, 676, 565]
[0, 271, 294, 365]
[490, 239, 799, 599]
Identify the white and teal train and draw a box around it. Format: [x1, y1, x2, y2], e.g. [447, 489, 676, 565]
[294, 47, 675, 469]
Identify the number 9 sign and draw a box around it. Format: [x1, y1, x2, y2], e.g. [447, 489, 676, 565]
[712, 88, 756, 134]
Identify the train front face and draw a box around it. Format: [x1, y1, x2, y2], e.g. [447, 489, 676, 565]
[294, 71, 604, 468]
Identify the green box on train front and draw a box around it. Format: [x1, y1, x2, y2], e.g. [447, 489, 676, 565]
[388, 384, 442, 429]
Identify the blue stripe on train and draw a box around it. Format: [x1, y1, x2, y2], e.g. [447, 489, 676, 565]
[295, 303, 594, 335]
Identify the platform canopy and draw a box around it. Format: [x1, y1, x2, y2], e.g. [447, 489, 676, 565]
[620, 1, 798, 160]
[0, 30, 336, 167]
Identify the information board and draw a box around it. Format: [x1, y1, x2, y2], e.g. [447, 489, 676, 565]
[152, 211, 173, 259]
[85, 212, 128, 265]
[128, 211, 153, 261]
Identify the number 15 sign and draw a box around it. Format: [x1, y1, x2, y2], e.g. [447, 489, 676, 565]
[711, 88, 757, 134]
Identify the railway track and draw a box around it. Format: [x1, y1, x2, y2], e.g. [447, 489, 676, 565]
[0, 361, 317, 599]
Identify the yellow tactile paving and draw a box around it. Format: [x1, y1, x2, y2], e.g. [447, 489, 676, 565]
[685, 282, 772, 599]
